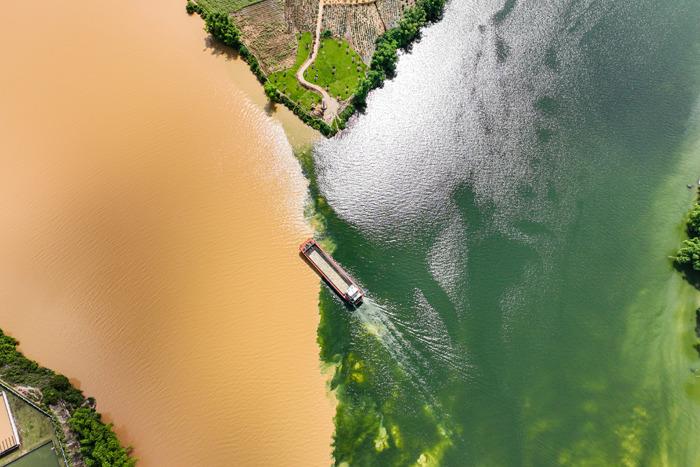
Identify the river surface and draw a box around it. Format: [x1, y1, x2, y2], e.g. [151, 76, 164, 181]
[0, 1, 332, 466]
[315, 0, 700, 464]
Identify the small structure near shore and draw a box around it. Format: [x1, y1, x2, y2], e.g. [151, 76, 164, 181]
[0, 391, 20, 457]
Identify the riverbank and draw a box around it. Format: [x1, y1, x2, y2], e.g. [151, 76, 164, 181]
[0, 329, 131, 466]
[0, 0, 333, 465]
[188, 0, 447, 134]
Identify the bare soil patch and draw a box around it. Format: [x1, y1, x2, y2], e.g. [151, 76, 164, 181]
[233, 0, 298, 72]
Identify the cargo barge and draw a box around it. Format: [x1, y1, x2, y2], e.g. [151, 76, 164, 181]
[299, 238, 364, 306]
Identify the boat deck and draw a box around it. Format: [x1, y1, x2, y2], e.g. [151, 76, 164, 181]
[307, 246, 351, 293]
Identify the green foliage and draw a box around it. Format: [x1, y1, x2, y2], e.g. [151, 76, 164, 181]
[394, 6, 427, 48]
[197, 8, 266, 84]
[673, 202, 700, 272]
[417, 0, 446, 22]
[353, 69, 384, 110]
[0, 328, 134, 465]
[268, 33, 321, 111]
[277, 92, 334, 136]
[351, 0, 445, 113]
[203, 11, 241, 48]
[69, 408, 135, 467]
[675, 237, 700, 270]
[0, 329, 70, 399]
[43, 374, 84, 407]
[304, 37, 367, 101]
[322, 29, 332, 39]
[263, 81, 278, 100]
[334, 104, 356, 130]
[185, 0, 202, 14]
[687, 203, 700, 236]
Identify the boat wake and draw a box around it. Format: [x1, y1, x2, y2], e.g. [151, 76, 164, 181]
[355, 296, 472, 388]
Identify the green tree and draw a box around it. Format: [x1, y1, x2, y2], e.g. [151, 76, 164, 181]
[204, 12, 241, 48]
[264, 81, 279, 101]
[69, 408, 136, 467]
[417, 0, 445, 22]
[675, 237, 700, 270]
[687, 203, 700, 237]
[185, 0, 201, 14]
[395, 7, 426, 48]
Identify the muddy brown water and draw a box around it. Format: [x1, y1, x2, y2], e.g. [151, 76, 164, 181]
[0, 1, 331, 465]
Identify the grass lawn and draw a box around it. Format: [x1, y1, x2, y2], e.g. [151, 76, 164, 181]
[268, 33, 321, 111]
[303, 37, 367, 101]
[196, 0, 262, 13]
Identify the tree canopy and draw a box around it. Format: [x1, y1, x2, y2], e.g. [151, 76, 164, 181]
[353, 0, 445, 111]
[674, 202, 700, 271]
[69, 408, 135, 467]
[0, 328, 134, 466]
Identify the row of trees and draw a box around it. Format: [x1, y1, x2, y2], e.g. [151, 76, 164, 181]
[0, 329, 134, 465]
[0, 330, 83, 407]
[674, 203, 700, 270]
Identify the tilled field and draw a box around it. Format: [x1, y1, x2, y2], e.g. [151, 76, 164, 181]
[233, 0, 412, 70]
[321, 4, 385, 62]
[233, 0, 298, 73]
[285, 0, 320, 34]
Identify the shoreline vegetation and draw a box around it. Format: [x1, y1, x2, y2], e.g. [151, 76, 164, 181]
[672, 188, 700, 358]
[186, 0, 446, 136]
[0, 328, 134, 466]
[672, 189, 700, 281]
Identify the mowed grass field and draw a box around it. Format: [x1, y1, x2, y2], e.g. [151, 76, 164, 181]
[268, 33, 322, 111]
[196, 0, 262, 13]
[303, 37, 367, 101]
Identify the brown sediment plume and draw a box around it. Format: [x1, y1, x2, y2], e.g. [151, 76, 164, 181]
[0, 1, 332, 465]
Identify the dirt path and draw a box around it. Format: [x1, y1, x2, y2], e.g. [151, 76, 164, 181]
[296, 0, 340, 122]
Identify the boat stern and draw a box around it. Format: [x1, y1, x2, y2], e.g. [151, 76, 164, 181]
[346, 284, 364, 306]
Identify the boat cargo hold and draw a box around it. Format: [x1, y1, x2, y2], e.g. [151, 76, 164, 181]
[299, 238, 364, 306]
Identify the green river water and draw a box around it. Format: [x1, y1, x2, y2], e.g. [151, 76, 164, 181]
[311, 0, 700, 465]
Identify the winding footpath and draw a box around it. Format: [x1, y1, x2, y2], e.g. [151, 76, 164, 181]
[295, 0, 340, 122]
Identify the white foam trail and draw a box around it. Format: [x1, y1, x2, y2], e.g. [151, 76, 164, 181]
[354, 298, 432, 389]
[354, 296, 473, 392]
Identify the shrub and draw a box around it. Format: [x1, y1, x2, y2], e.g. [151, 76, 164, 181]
[69, 408, 135, 467]
[675, 237, 700, 270]
[687, 204, 700, 237]
[264, 81, 279, 100]
[185, 0, 202, 14]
